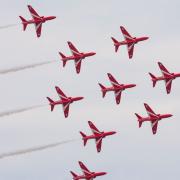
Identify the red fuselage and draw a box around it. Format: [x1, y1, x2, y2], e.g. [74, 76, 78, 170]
[50, 97, 83, 106]
[74, 172, 107, 180]
[61, 52, 96, 61]
[83, 131, 116, 141]
[115, 36, 149, 46]
[103, 84, 136, 92]
[25, 16, 56, 24]
[154, 73, 180, 81]
[140, 114, 173, 122]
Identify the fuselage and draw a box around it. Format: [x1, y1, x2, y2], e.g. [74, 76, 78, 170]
[62, 52, 96, 61]
[84, 131, 116, 140]
[154, 73, 180, 81]
[74, 172, 107, 179]
[50, 97, 83, 106]
[26, 16, 56, 24]
[140, 114, 173, 122]
[103, 84, 136, 92]
[115, 36, 149, 46]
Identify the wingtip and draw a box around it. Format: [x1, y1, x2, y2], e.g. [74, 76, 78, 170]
[67, 41, 72, 45]
[27, 5, 32, 9]
[76, 70, 80, 74]
[88, 120, 92, 125]
[78, 161, 83, 165]
[55, 86, 59, 89]
[143, 103, 148, 107]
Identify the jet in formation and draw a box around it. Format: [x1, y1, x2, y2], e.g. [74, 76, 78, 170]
[99, 73, 136, 104]
[19, 5, 56, 37]
[135, 103, 173, 134]
[47, 86, 83, 118]
[70, 161, 107, 180]
[80, 121, 116, 152]
[149, 62, 180, 94]
[59, 41, 96, 74]
[111, 26, 149, 59]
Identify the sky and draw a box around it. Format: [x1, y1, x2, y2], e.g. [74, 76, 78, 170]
[0, 0, 180, 179]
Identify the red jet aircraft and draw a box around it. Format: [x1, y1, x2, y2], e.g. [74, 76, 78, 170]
[98, 73, 136, 104]
[70, 161, 107, 180]
[59, 41, 96, 74]
[111, 26, 149, 59]
[80, 121, 116, 152]
[47, 86, 83, 118]
[149, 62, 180, 94]
[135, 103, 173, 134]
[19, 5, 56, 37]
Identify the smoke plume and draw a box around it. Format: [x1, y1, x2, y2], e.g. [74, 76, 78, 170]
[0, 24, 19, 29]
[0, 104, 46, 118]
[0, 139, 78, 159]
[0, 60, 56, 74]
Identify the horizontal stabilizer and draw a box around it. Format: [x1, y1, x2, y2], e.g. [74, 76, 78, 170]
[135, 113, 143, 127]
[47, 97, 55, 111]
[19, 16, 28, 31]
[98, 83, 107, 98]
[111, 37, 120, 52]
[70, 171, 78, 178]
[80, 131, 88, 146]
[59, 52, 67, 67]
[149, 73, 157, 87]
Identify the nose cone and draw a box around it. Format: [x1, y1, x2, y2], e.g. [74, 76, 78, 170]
[144, 37, 149, 40]
[100, 172, 107, 176]
[77, 97, 84, 101]
[131, 84, 136, 88]
[91, 52, 96, 56]
[112, 131, 116, 135]
[167, 114, 173, 118]
[50, 16, 56, 20]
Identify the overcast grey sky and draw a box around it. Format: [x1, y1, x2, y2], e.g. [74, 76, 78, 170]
[0, 0, 180, 179]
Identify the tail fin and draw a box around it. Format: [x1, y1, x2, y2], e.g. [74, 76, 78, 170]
[59, 52, 67, 67]
[135, 113, 143, 128]
[80, 131, 88, 146]
[149, 73, 157, 87]
[98, 83, 107, 98]
[19, 16, 28, 31]
[47, 97, 55, 111]
[111, 37, 120, 52]
[70, 171, 78, 179]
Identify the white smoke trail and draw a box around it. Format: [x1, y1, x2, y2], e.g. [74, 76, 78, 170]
[0, 139, 78, 159]
[0, 60, 56, 74]
[0, 23, 19, 29]
[0, 104, 46, 118]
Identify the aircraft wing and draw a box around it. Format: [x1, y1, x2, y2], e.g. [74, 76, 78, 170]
[35, 22, 42, 37]
[107, 73, 120, 88]
[144, 103, 158, 118]
[114, 90, 122, 104]
[88, 121, 101, 135]
[127, 43, 135, 59]
[151, 120, 158, 134]
[74, 58, 82, 74]
[28, 5, 41, 20]
[67, 41, 81, 56]
[120, 26, 133, 41]
[62, 102, 70, 118]
[55, 86, 68, 101]
[95, 137, 103, 152]
[79, 161, 92, 176]
[158, 62, 173, 94]
[158, 62, 171, 77]
[165, 79, 172, 94]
